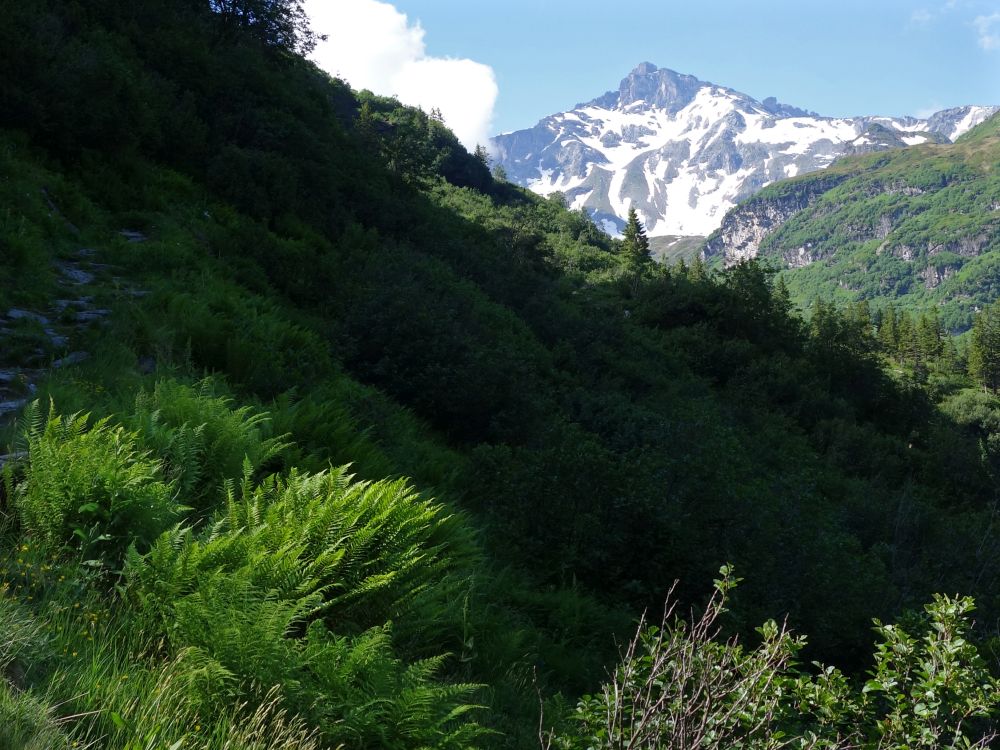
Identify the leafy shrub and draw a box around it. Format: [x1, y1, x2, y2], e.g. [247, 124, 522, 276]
[128, 466, 476, 639]
[558, 567, 1000, 750]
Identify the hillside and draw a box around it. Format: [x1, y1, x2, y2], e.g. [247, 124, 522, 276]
[704, 113, 1000, 330]
[3, 2, 1000, 748]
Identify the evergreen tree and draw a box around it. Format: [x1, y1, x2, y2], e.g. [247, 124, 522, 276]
[773, 275, 792, 314]
[878, 305, 899, 357]
[809, 298, 836, 340]
[941, 336, 962, 375]
[473, 144, 490, 166]
[969, 303, 1000, 391]
[917, 310, 943, 362]
[687, 255, 708, 282]
[896, 312, 917, 367]
[622, 207, 651, 266]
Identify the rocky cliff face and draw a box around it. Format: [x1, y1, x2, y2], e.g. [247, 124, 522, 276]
[702, 174, 848, 265]
[699, 114, 1000, 329]
[492, 63, 998, 240]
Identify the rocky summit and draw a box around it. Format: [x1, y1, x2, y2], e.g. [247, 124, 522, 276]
[491, 63, 997, 240]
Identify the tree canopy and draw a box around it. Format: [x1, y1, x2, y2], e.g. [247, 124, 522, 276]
[209, 0, 323, 54]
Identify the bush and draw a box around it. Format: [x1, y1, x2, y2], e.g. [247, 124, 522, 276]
[558, 567, 1000, 750]
[130, 378, 289, 510]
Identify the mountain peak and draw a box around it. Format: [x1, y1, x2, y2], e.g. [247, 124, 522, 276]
[629, 61, 659, 76]
[587, 62, 707, 113]
[493, 65, 999, 239]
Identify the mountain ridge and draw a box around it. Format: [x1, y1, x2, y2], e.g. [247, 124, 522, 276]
[492, 63, 998, 239]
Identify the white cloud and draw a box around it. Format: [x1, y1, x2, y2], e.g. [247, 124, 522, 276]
[304, 0, 498, 151]
[910, 8, 934, 23]
[974, 12, 1000, 50]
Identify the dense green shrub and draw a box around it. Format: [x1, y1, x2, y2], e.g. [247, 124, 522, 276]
[126, 466, 485, 748]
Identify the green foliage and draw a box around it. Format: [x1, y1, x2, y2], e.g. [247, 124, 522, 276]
[13, 402, 178, 559]
[733, 125, 1000, 330]
[559, 569, 1000, 750]
[2, 3, 1000, 747]
[968, 301, 1000, 391]
[209, 0, 324, 55]
[129, 379, 290, 510]
[126, 466, 485, 748]
[621, 206, 651, 267]
[127, 466, 475, 637]
[0, 682, 70, 750]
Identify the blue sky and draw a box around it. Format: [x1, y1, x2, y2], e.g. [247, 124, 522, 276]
[308, 0, 1000, 144]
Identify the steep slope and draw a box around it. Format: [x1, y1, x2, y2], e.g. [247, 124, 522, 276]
[704, 113, 1000, 330]
[492, 62, 996, 239]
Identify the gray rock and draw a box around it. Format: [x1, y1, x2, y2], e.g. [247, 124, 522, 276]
[0, 452, 28, 468]
[0, 399, 27, 416]
[7, 309, 49, 324]
[75, 309, 111, 323]
[52, 351, 89, 369]
[44, 328, 69, 348]
[58, 265, 94, 285]
[119, 229, 148, 243]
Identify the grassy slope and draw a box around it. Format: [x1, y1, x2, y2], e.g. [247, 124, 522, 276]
[743, 115, 1000, 330]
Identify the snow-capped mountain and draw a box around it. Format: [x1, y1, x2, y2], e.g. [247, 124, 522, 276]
[491, 63, 998, 239]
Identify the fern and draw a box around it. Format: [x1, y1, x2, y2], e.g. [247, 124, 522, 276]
[126, 465, 487, 748]
[130, 379, 291, 511]
[13, 401, 179, 560]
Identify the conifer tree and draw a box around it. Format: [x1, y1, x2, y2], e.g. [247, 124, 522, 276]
[942, 336, 962, 375]
[917, 310, 944, 362]
[897, 312, 917, 366]
[773, 274, 792, 314]
[969, 303, 1000, 391]
[687, 255, 708, 282]
[622, 207, 651, 266]
[878, 305, 899, 357]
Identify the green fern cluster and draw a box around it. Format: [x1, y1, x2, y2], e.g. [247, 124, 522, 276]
[125, 465, 486, 747]
[12, 401, 178, 559]
[130, 379, 289, 510]
[129, 466, 473, 630]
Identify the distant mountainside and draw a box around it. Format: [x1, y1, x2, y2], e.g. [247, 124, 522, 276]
[704, 113, 1000, 330]
[492, 63, 997, 239]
